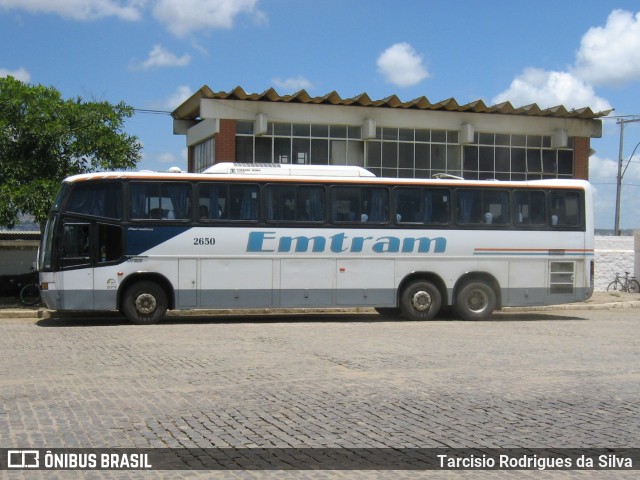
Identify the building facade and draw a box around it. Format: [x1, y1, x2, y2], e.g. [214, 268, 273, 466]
[172, 86, 608, 180]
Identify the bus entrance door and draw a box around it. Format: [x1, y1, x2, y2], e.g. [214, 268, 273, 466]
[59, 221, 94, 310]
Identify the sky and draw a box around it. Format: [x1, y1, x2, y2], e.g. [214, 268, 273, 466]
[1, 0, 640, 230]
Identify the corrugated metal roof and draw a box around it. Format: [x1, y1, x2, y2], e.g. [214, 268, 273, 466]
[172, 85, 612, 121]
[0, 231, 40, 240]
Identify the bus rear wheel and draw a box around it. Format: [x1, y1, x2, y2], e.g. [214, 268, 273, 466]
[455, 281, 496, 321]
[122, 281, 168, 325]
[400, 280, 441, 321]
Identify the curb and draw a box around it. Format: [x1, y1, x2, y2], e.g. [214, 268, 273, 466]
[1, 300, 639, 321]
[503, 300, 640, 312]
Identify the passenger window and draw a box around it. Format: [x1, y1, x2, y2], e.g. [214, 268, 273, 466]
[457, 190, 483, 224]
[332, 186, 389, 223]
[484, 190, 509, 225]
[66, 183, 122, 219]
[395, 187, 450, 224]
[298, 186, 325, 222]
[514, 190, 546, 226]
[198, 183, 259, 221]
[197, 184, 228, 220]
[265, 185, 325, 222]
[395, 188, 422, 223]
[457, 189, 509, 226]
[228, 184, 259, 220]
[129, 182, 191, 220]
[549, 191, 581, 227]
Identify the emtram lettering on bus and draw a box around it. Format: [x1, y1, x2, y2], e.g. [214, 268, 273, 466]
[246, 231, 447, 254]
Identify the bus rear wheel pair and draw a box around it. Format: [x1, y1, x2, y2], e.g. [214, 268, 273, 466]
[396, 280, 496, 321]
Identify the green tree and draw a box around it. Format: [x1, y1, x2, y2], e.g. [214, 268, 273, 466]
[0, 76, 142, 229]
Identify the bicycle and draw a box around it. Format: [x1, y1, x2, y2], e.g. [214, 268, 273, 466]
[606, 272, 640, 294]
[7, 270, 41, 306]
[19, 281, 41, 306]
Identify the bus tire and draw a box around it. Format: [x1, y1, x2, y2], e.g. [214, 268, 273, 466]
[122, 281, 167, 325]
[400, 280, 441, 321]
[455, 281, 496, 321]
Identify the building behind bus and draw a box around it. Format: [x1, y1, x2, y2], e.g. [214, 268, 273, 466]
[171, 85, 607, 180]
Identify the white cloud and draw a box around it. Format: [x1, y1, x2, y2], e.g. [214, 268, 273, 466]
[0, 66, 31, 82]
[573, 9, 640, 86]
[0, 0, 266, 36]
[152, 0, 263, 37]
[589, 155, 619, 182]
[590, 154, 640, 182]
[145, 85, 193, 111]
[492, 68, 612, 112]
[377, 42, 429, 88]
[0, 0, 143, 21]
[131, 44, 191, 70]
[272, 76, 313, 93]
[164, 85, 193, 109]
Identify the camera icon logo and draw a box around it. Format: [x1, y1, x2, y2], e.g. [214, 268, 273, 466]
[7, 450, 40, 468]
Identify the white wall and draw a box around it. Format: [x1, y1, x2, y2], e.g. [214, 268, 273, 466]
[0, 242, 38, 276]
[594, 235, 636, 291]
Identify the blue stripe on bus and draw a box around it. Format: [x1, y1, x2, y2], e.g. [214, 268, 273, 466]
[125, 226, 192, 256]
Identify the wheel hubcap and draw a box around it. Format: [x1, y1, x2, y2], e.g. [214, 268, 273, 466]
[467, 289, 488, 312]
[135, 293, 157, 315]
[411, 291, 432, 311]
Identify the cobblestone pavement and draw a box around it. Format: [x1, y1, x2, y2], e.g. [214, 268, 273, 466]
[1, 309, 639, 479]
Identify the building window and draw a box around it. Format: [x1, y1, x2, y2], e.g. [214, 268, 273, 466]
[235, 121, 575, 181]
[235, 121, 364, 166]
[463, 134, 574, 180]
[365, 128, 461, 179]
[193, 138, 214, 173]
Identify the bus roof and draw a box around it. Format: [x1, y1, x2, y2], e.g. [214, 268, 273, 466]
[63, 165, 591, 190]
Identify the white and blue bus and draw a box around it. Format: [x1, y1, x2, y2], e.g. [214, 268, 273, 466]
[38, 163, 594, 324]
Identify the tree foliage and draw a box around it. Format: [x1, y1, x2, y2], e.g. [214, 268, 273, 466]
[0, 76, 142, 228]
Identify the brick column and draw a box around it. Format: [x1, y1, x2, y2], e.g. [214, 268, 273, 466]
[215, 119, 237, 163]
[187, 146, 194, 172]
[573, 137, 590, 180]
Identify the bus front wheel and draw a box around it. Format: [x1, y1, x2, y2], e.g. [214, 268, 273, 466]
[400, 280, 441, 321]
[455, 282, 496, 321]
[122, 281, 168, 325]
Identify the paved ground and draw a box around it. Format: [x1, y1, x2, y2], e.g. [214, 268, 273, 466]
[1, 305, 639, 478]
